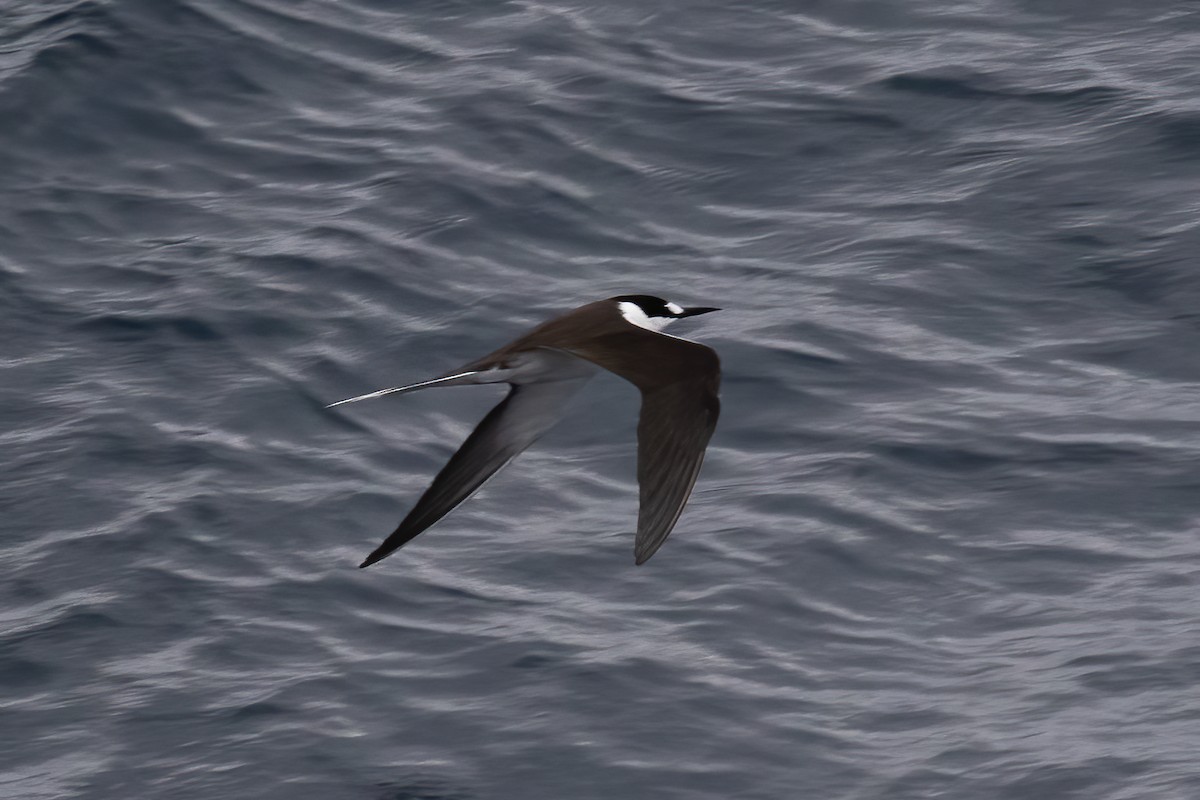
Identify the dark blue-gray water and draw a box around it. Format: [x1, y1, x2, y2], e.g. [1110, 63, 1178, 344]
[3, 1, 1200, 798]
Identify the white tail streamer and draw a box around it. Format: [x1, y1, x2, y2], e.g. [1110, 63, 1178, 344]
[325, 371, 481, 408]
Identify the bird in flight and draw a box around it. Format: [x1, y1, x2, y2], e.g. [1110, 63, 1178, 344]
[328, 295, 721, 567]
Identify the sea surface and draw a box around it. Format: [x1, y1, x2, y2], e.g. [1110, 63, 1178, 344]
[3, 1, 1200, 798]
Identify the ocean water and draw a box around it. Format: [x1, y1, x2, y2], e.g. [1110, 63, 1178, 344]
[3, 1, 1200, 798]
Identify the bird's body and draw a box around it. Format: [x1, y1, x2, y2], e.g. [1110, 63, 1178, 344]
[328, 295, 721, 567]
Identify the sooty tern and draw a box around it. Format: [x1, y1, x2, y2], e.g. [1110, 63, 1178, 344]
[328, 295, 721, 567]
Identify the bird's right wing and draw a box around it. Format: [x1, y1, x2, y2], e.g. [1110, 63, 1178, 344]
[562, 328, 721, 564]
[358, 375, 591, 567]
[633, 380, 720, 564]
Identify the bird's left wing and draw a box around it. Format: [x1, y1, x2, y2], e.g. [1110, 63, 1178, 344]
[359, 374, 591, 567]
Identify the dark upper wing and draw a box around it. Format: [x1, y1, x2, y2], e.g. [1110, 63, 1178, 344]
[359, 376, 590, 567]
[633, 379, 720, 564]
[560, 327, 721, 564]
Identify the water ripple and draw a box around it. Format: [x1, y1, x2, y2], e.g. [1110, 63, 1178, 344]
[3, 0, 1200, 797]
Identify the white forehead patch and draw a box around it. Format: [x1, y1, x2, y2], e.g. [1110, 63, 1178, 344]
[618, 301, 675, 332]
[666, 302, 684, 315]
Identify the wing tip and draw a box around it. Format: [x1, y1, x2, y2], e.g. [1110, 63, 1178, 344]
[358, 548, 388, 569]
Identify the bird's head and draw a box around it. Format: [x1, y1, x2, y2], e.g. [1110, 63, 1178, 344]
[611, 295, 721, 332]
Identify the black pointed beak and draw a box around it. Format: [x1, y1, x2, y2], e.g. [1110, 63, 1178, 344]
[679, 306, 721, 318]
